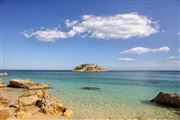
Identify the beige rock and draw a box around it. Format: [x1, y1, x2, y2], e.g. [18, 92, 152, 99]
[19, 90, 44, 98]
[8, 79, 48, 90]
[16, 111, 32, 119]
[36, 92, 65, 115]
[63, 108, 73, 118]
[0, 109, 10, 120]
[0, 95, 10, 106]
[18, 95, 39, 106]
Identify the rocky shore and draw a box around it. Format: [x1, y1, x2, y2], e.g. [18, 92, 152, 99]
[74, 64, 108, 72]
[0, 78, 72, 120]
[0, 72, 8, 77]
[151, 92, 180, 108]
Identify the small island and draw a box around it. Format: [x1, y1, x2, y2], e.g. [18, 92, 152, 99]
[73, 64, 108, 72]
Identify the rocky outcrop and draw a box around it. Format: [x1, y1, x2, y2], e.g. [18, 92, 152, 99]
[18, 90, 44, 106]
[81, 86, 100, 90]
[0, 72, 8, 77]
[74, 64, 108, 72]
[0, 109, 10, 120]
[8, 79, 48, 90]
[36, 91, 65, 115]
[16, 90, 71, 117]
[151, 92, 180, 108]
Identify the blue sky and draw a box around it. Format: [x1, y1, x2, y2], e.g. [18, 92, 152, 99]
[0, 0, 180, 70]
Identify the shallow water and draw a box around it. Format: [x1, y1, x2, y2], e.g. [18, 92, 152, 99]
[2, 70, 180, 119]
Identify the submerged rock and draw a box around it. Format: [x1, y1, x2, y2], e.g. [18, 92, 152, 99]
[8, 79, 48, 90]
[151, 92, 180, 108]
[81, 86, 100, 90]
[0, 109, 10, 120]
[0, 72, 8, 77]
[74, 64, 108, 72]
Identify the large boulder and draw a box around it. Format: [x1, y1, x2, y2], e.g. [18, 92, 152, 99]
[18, 90, 44, 106]
[8, 79, 48, 90]
[18, 95, 40, 106]
[0, 109, 10, 120]
[0, 72, 8, 77]
[151, 92, 180, 108]
[74, 64, 108, 72]
[36, 92, 65, 115]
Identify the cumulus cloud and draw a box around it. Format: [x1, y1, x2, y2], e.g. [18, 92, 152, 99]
[22, 28, 76, 42]
[65, 19, 79, 27]
[118, 58, 135, 61]
[22, 12, 159, 42]
[121, 46, 170, 54]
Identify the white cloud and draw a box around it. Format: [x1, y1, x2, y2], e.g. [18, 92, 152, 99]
[22, 12, 159, 42]
[167, 56, 177, 59]
[22, 28, 76, 42]
[118, 58, 135, 61]
[121, 46, 170, 54]
[178, 32, 180, 35]
[65, 19, 79, 27]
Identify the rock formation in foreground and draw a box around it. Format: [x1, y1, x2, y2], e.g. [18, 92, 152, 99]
[74, 64, 108, 72]
[0, 72, 8, 77]
[0, 89, 72, 120]
[151, 92, 180, 108]
[8, 79, 49, 90]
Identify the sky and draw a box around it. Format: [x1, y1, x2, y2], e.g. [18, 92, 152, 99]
[0, 0, 180, 70]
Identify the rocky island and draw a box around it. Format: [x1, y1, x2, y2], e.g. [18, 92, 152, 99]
[73, 64, 108, 72]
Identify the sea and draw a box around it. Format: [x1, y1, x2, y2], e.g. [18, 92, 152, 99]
[1, 70, 180, 120]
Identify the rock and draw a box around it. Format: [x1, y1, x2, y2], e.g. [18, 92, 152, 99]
[74, 64, 108, 72]
[0, 84, 7, 88]
[18, 95, 39, 106]
[0, 95, 10, 106]
[63, 108, 73, 118]
[36, 92, 65, 115]
[19, 90, 44, 98]
[0, 109, 10, 120]
[0, 72, 8, 77]
[15, 111, 32, 119]
[17, 90, 44, 106]
[8, 79, 49, 90]
[80, 86, 100, 90]
[151, 92, 180, 108]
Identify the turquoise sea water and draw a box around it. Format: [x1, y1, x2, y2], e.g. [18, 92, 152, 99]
[1, 70, 180, 119]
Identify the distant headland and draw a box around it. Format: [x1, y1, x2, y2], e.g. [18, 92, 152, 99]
[73, 64, 108, 72]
